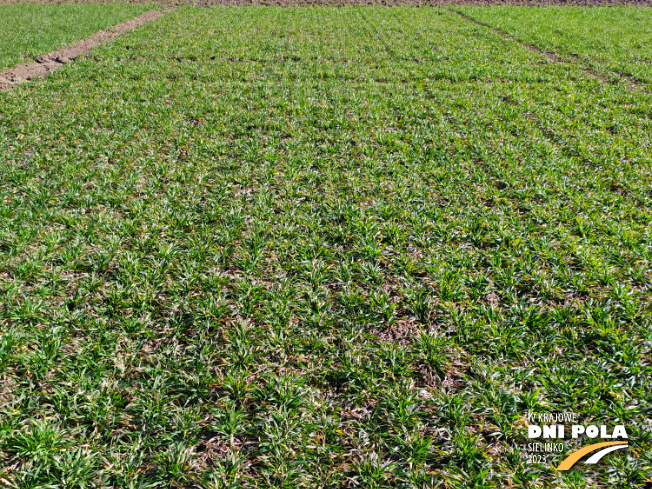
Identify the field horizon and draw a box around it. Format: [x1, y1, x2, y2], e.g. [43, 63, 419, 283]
[1, 0, 652, 7]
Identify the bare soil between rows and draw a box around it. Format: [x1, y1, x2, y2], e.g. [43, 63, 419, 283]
[1, 0, 651, 6]
[0, 9, 166, 91]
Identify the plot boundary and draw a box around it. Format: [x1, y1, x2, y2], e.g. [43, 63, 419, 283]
[449, 8, 611, 83]
[0, 9, 169, 91]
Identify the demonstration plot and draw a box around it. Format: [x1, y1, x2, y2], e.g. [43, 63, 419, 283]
[0, 2, 157, 71]
[455, 6, 652, 85]
[0, 7, 650, 488]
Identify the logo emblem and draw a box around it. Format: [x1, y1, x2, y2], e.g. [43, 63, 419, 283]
[556, 442, 629, 471]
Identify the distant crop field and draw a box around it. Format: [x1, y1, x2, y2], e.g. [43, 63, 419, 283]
[0, 3, 156, 70]
[455, 6, 652, 84]
[0, 6, 651, 488]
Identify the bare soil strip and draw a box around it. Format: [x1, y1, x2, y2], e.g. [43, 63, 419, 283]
[449, 8, 609, 83]
[0, 10, 167, 91]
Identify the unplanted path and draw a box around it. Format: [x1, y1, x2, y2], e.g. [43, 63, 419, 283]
[0, 10, 167, 91]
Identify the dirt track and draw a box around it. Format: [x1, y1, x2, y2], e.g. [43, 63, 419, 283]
[0, 9, 166, 91]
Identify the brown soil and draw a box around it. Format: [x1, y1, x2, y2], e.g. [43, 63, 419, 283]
[190, 0, 651, 4]
[0, 10, 167, 91]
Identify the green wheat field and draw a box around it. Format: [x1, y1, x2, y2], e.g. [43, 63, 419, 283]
[0, 5, 651, 488]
